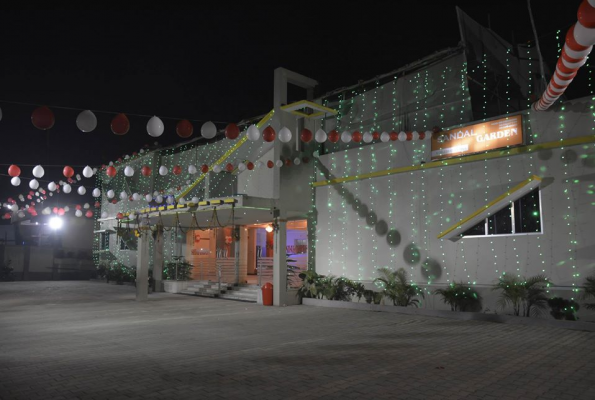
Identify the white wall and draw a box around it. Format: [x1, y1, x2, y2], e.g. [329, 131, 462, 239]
[314, 98, 595, 317]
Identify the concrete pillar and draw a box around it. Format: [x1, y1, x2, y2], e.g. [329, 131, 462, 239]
[234, 226, 240, 285]
[153, 225, 164, 292]
[272, 215, 287, 306]
[136, 230, 150, 301]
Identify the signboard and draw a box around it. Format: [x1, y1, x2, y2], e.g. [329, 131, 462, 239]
[431, 115, 523, 161]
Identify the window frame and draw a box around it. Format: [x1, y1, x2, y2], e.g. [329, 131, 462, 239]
[461, 189, 544, 239]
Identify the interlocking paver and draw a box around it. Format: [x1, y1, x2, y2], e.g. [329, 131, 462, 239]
[1, 281, 594, 399]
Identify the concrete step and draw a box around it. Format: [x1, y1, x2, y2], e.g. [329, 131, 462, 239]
[218, 293, 257, 303]
[182, 288, 227, 295]
[180, 290, 218, 298]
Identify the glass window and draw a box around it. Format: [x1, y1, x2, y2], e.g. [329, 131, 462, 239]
[462, 188, 541, 237]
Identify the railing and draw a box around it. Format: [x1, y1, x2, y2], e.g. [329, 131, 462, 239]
[192, 258, 237, 290]
[256, 257, 307, 289]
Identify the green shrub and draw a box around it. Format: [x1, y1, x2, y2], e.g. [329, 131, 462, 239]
[107, 263, 135, 283]
[547, 297, 580, 321]
[0, 259, 15, 282]
[581, 276, 595, 310]
[492, 274, 551, 317]
[163, 257, 193, 281]
[374, 267, 424, 307]
[434, 282, 482, 312]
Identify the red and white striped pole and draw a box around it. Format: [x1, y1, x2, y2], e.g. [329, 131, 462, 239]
[533, 0, 595, 111]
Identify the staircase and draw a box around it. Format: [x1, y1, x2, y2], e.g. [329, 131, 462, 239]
[181, 281, 259, 303]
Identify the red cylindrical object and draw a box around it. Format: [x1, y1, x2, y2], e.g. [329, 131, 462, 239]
[261, 282, 273, 306]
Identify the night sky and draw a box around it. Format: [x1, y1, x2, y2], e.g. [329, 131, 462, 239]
[0, 2, 580, 212]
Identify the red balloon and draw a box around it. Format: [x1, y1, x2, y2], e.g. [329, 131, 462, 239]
[31, 106, 55, 130]
[176, 119, 194, 138]
[67, 178, 74, 184]
[8, 165, 21, 177]
[132, 152, 137, 156]
[418, 131, 426, 140]
[52, 207, 58, 214]
[300, 129, 313, 143]
[225, 163, 234, 172]
[352, 131, 362, 143]
[76, 204, 82, 210]
[94, 201, 101, 208]
[85, 210, 93, 218]
[106, 166, 117, 178]
[58, 208, 65, 216]
[111, 199, 117, 204]
[141, 166, 152, 176]
[201, 164, 209, 174]
[27, 195, 32, 200]
[172, 165, 182, 175]
[389, 131, 398, 141]
[372, 131, 380, 140]
[406, 132, 413, 141]
[3, 213, 11, 220]
[116, 212, 124, 219]
[285, 159, 292, 166]
[225, 123, 240, 140]
[263, 126, 276, 142]
[111, 113, 130, 135]
[63, 166, 75, 178]
[328, 130, 340, 143]
[267, 160, 274, 168]
[246, 162, 254, 170]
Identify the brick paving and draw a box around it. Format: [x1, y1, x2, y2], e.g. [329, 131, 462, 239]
[0, 281, 594, 400]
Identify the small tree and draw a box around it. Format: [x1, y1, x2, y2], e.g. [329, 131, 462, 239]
[492, 274, 551, 317]
[374, 267, 424, 307]
[434, 282, 482, 312]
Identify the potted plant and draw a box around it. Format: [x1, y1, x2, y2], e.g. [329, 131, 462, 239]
[163, 256, 194, 293]
[547, 297, 579, 321]
[492, 274, 551, 317]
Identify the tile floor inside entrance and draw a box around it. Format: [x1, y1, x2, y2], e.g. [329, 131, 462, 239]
[1, 281, 594, 399]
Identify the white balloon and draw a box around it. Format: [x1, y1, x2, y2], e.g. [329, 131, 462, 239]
[398, 131, 407, 141]
[92, 188, 101, 197]
[63, 184, 71, 193]
[35, 192, 40, 196]
[341, 131, 351, 143]
[17, 211, 25, 219]
[191, 196, 199, 204]
[153, 191, 159, 197]
[278, 127, 292, 143]
[32, 165, 45, 178]
[10, 177, 20, 186]
[145, 194, 153, 202]
[424, 130, 433, 140]
[76, 174, 81, 181]
[124, 155, 130, 159]
[82, 166, 94, 178]
[156, 195, 163, 203]
[124, 166, 134, 177]
[380, 132, 390, 142]
[107, 190, 115, 199]
[75, 210, 82, 217]
[188, 165, 197, 174]
[49, 192, 53, 197]
[109, 161, 113, 166]
[238, 162, 246, 171]
[42, 207, 51, 215]
[120, 191, 127, 200]
[276, 160, 283, 168]
[77, 186, 86, 195]
[147, 116, 164, 137]
[29, 179, 39, 190]
[246, 124, 260, 141]
[132, 193, 141, 201]
[159, 166, 168, 176]
[256, 160, 264, 169]
[201, 121, 217, 139]
[294, 157, 301, 165]
[76, 110, 97, 132]
[178, 197, 186, 205]
[314, 129, 327, 143]
[412, 131, 419, 140]
[64, 206, 70, 212]
[36, 199, 40, 203]
[92, 167, 98, 174]
[101, 211, 108, 219]
[363, 132, 373, 143]
[212, 165, 222, 173]
[10, 204, 18, 212]
[166, 196, 174, 205]
[83, 203, 90, 209]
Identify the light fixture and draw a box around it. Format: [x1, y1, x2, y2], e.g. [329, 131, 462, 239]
[265, 225, 274, 233]
[49, 217, 63, 230]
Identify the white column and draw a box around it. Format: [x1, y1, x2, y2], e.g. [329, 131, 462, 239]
[153, 225, 164, 292]
[272, 216, 287, 306]
[136, 230, 150, 301]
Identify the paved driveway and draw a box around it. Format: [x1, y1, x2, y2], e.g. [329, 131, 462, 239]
[0, 281, 594, 400]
